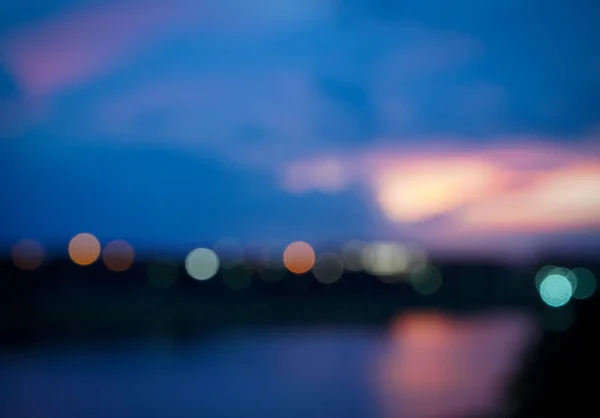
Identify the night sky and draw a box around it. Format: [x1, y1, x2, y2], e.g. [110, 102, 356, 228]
[1, 0, 600, 257]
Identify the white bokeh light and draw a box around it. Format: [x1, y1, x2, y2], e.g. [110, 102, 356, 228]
[361, 242, 409, 277]
[185, 248, 220, 280]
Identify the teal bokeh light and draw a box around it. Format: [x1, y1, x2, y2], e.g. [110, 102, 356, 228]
[539, 274, 573, 307]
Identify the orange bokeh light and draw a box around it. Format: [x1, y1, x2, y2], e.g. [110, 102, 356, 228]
[103, 240, 135, 272]
[283, 241, 315, 274]
[12, 238, 44, 270]
[68, 233, 101, 266]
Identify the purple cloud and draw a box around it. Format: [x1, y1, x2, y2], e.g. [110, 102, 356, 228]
[2, 0, 197, 97]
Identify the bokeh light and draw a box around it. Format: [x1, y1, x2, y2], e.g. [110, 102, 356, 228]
[283, 241, 315, 274]
[148, 260, 178, 289]
[535, 266, 570, 290]
[539, 274, 573, 307]
[257, 261, 286, 283]
[361, 242, 409, 279]
[185, 248, 219, 281]
[409, 265, 443, 295]
[406, 244, 428, 273]
[313, 252, 344, 284]
[11, 238, 45, 270]
[341, 240, 366, 271]
[570, 267, 597, 300]
[102, 240, 135, 272]
[68, 233, 101, 266]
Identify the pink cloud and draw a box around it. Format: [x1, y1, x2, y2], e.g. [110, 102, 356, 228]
[2, 0, 196, 96]
[456, 164, 600, 232]
[282, 156, 348, 194]
[0, 0, 337, 99]
[281, 138, 600, 237]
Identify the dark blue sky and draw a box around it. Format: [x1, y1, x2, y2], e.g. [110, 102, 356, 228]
[1, 0, 599, 256]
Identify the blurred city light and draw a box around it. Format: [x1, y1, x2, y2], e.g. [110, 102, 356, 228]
[312, 252, 344, 284]
[535, 265, 570, 290]
[68, 233, 101, 266]
[102, 240, 135, 272]
[185, 248, 219, 281]
[406, 244, 428, 273]
[570, 267, 597, 300]
[409, 265, 443, 295]
[539, 274, 573, 307]
[283, 241, 315, 274]
[11, 238, 44, 270]
[257, 262, 286, 283]
[361, 242, 409, 280]
[341, 240, 366, 272]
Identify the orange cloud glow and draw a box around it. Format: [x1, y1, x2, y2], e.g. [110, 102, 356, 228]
[457, 164, 600, 232]
[281, 139, 600, 235]
[374, 157, 507, 222]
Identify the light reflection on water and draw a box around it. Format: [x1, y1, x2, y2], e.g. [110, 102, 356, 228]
[1, 312, 536, 418]
[380, 312, 536, 418]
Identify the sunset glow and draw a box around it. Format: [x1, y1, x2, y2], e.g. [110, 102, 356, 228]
[374, 158, 501, 222]
[284, 141, 600, 238]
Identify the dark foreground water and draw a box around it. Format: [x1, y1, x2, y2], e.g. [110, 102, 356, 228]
[1, 311, 536, 418]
